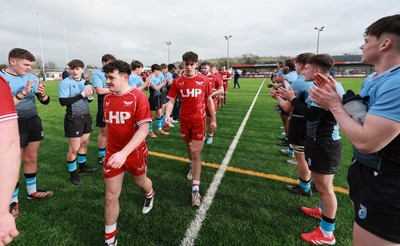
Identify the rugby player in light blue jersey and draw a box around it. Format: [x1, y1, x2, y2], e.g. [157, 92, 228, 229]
[147, 64, 168, 138]
[92, 54, 116, 166]
[58, 59, 98, 185]
[276, 59, 299, 151]
[158, 64, 170, 130]
[309, 14, 400, 245]
[1, 48, 54, 219]
[163, 63, 176, 128]
[279, 54, 345, 245]
[129, 60, 150, 91]
[269, 53, 314, 197]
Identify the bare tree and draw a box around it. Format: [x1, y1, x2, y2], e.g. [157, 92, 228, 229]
[45, 61, 57, 69]
[32, 56, 43, 70]
[86, 64, 98, 69]
[239, 53, 260, 64]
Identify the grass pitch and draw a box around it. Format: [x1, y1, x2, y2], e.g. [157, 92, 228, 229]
[12, 77, 363, 245]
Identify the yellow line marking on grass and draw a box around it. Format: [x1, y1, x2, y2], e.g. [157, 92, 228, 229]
[149, 150, 349, 195]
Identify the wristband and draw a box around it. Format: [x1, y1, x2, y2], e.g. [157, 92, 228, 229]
[39, 93, 47, 99]
[15, 93, 24, 100]
[20, 91, 27, 96]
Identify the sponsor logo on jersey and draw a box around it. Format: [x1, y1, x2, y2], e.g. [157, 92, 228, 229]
[105, 101, 110, 106]
[179, 82, 185, 86]
[180, 88, 202, 98]
[105, 111, 131, 124]
[123, 101, 134, 106]
[195, 81, 204, 86]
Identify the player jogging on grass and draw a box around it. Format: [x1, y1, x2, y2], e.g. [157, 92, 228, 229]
[164, 51, 216, 207]
[218, 65, 231, 106]
[200, 61, 223, 144]
[102, 60, 155, 246]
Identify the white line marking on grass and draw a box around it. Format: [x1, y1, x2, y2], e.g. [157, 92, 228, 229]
[181, 79, 266, 246]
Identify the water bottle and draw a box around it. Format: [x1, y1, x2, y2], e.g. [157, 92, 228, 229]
[342, 90, 367, 124]
[84, 80, 94, 100]
[343, 100, 367, 124]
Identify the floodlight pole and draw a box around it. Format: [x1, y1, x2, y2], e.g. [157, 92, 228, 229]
[314, 26, 324, 54]
[224, 35, 232, 69]
[166, 41, 172, 64]
[37, 12, 46, 80]
[63, 21, 69, 63]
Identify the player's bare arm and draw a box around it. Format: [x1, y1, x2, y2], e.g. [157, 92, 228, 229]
[164, 98, 175, 127]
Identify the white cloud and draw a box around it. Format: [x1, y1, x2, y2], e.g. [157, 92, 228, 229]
[1, 0, 399, 67]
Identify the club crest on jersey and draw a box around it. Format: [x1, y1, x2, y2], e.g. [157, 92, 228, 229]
[179, 82, 185, 86]
[105, 101, 110, 106]
[123, 101, 134, 106]
[358, 203, 367, 220]
[180, 88, 202, 97]
[195, 81, 204, 86]
[105, 111, 131, 124]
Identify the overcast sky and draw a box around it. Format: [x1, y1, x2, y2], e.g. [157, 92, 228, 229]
[1, 0, 399, 68]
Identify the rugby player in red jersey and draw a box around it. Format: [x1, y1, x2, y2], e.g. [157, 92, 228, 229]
[164, 52, 216, 206]
[102, 60, 155, 246]
[200, 62, 223, 144]
[218, 65, 231, 106]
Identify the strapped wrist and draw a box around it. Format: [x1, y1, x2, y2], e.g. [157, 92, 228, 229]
[16, 93, 24, 100]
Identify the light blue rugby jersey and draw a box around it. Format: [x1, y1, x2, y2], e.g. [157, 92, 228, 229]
[149, 75, 162, 96]
[283, 71, 299, 84]
[165, 71, 173, 83]
[308, 81, 345, 141]
[290, 75, 307, 99]
[158, 73, 168, 93]
[128, 74, 143, 88]
[92, 68, 107, 89]
[360, 65, 400, 122]
[1, 70, 39, 119]
[58, 77, 90, 116]
[353, 65, 400, 170]
[290, 76, 314, 116]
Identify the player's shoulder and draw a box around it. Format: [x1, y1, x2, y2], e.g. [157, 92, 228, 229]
[211, 73, 220, 80]
[24, 73, 38, 80]
[59, 76, 72, 85]
[93, 68, 103, 75]
[173, 75, 186, 84]
[128, 87, 148, 98]
[196, 73, 209, 81]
